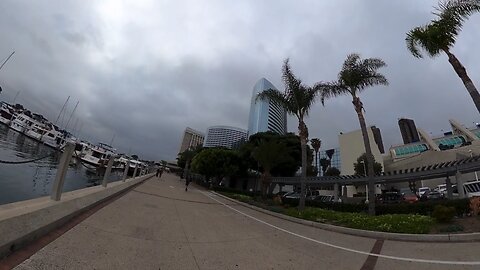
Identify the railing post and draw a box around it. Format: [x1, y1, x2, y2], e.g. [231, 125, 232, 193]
[102, 156, 115, 187]
[446, 175, 453, 199]
[456, 170, 466, 199]
[334, 183, 339, 202]
[122, 160, 130, 182]
[133, 164, 138, 178]
[51, 142, 75, 201]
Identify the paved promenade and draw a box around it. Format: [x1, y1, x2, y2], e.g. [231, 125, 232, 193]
[10, 174, 480, 270]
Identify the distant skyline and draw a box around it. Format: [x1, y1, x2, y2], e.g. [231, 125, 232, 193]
[0, 1, 479, 161]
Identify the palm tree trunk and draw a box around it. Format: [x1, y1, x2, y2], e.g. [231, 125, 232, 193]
[315, 150, 318, 176]
[353, 97, 376, 215]
[298, 120, 308, 211]
[444, 49, 480, 114]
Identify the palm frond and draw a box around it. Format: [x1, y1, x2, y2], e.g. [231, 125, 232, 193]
[315, 81, 349, 105]
[337, 54, 389, 94]
[406, 27, 426, 58]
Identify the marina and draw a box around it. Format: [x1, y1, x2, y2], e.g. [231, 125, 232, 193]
[0, 123, 130, 205]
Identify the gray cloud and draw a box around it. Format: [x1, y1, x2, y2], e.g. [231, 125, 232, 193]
[0, 0, 479, 161]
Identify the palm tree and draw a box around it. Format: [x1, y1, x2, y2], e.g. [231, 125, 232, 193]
[257, 59, 319, 210]
[406, 0, 480, 113]
[318, 53, 388, 215]
[310, 138, 321, 176]
[252, 140, 293, 197]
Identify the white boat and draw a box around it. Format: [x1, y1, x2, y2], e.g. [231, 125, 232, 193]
[9, 113, 36, 133]
[24, 123, 48, 141]
[0, 102, 14, 125]
[41, 124, 66, 149]
[128, 159, 144, 176]
[81, 143, 116, 166]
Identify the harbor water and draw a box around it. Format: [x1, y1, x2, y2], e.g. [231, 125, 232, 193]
[0, 124, 123, 205]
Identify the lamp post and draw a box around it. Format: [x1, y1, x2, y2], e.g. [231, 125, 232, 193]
[469, 150, 479, 181]
[360, 160, 368, 204]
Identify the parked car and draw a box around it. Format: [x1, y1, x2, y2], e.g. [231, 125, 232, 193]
[275, 191, 289, 198]
[427, 190, 445, 200]
[313, 195, 335, 203]
[284, 192, 301, 199]
[400, 188, 419, 203]
[435, 184, 447, 195]
[418, 187, 431, 197]
[377, 192, 403, 204]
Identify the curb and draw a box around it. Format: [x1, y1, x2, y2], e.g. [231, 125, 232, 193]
[212, 192, 480, 242]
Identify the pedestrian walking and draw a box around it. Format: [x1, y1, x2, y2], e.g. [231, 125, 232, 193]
[156, 168, 160, 178]
[159, 168, 164, 179]
[185, 177, 191, 191]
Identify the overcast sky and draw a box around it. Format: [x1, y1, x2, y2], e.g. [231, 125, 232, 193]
[0, 0, 479, 161]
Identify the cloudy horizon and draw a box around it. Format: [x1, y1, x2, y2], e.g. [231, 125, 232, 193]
[1, 0, 479, 161]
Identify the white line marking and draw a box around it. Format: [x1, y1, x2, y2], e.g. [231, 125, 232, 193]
[200, 190, 480, 266]
[169, 186, 175, 189]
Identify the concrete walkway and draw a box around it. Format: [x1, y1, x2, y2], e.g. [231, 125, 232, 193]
[12, 174, 480, 270]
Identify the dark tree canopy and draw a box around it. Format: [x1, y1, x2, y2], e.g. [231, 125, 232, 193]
[240, 132, 314, 177]
[191, 148, 240, 180]
[324, 167, 341, 176]
[353, 153, 383, 176]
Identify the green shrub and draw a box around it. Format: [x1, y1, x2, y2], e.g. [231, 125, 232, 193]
[432, 205, 456, 223]
[284, 207, 434, 234]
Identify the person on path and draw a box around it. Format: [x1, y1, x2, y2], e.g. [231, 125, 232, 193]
[159, 168, 163, 179]
[185, 177, 191, 191]
[156, 168, 160, 178]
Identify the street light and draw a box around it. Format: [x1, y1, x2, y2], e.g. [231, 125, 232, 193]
[469, 150, 479, 181]
[360, 160, 368, 204]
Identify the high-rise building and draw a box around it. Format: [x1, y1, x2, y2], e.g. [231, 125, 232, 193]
[371, 126, 385, 154]
[178, 127, 205, 154]
[204, 126, 247, 149]
[398, 118, 420, 144]
[247, 78, 287, 137]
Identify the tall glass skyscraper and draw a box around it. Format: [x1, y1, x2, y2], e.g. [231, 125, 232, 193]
[247, 78, 287, 137]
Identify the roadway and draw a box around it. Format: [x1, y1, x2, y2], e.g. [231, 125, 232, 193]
[10, 174, 480, 270]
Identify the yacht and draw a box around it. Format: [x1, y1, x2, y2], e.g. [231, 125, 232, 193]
[0, 102, 14, 125]
[41, 124, 66, 149]
[81, 143, 116, 166]
[9, 113, 36, 134]
[128, 159, 144, 176]
[24, 123, 48, 141]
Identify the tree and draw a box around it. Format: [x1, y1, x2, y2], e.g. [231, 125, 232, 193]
[131, 155, 138, 160]
[177, 146, 203, 179]
[252, 140, 293, 197]
[310, 138, 321, 176]
[319, 157, 331, 175]
[353, 153, 383, 176]
[243, 131, 314, 177]
[190, 148, 240, 184]
[406, 0, 480, 113]
[257, 59, 320, 211]
[318, 53, 388, 215]
[324, 167, 341, 176]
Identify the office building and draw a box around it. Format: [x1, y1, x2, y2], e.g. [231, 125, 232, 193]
[338, 127, 384, 176]
[398, 118, 420, 144]
[319, 147, 342, 175]
[178, 127, 205, 154]
[204, 126, 247, 149]
[247, 78, 287, 137]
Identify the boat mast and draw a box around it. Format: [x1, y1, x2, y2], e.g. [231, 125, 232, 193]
[109, 134, 115, 147]
[65, 100, 79, 130]
[0, 51, 15, 72]
[55, 96, 70, 125]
